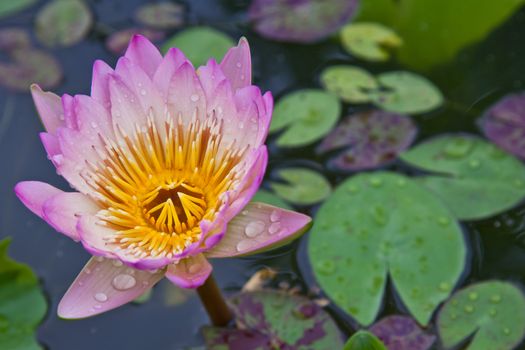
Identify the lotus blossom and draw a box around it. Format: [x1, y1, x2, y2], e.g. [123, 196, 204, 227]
[14, 35, 311, 319]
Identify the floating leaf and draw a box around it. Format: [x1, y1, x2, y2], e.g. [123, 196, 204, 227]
[307, 172, 466, 326]
[340, 22, 402, 62]
[135, 2, 184, 30]
[132, 289, 153, 304]
[35, 0, 92, 47]
[106, 28, 165, 55]
[317, 110, 417, 171]
[369, 71, 443, 114]
[480, 92, 525, 160]
[0, 49, 62, 92]
[401, 134, 525, 220]
[248, 0, 359, 43]
[437, 281, 525, 350]
[344, 330, 387, 350]
[320, 65, 378, 103]
[0, 28, 31, 51]
[252, 190, 292, 210]
[162, 27, 234, 67]
[270, 89, 341, 147]
[202, 327, 269, 350]
[0, 0, 36, 19]
[369, 315, 435, 350]
[0, 238, 47, 350]
[270, 168, 331, 205]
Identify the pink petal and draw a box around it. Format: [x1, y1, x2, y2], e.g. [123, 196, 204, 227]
[220, 37, 251, 91]
[72, 95, 114, 140]
[234, 86, 272, 147]
[153, 47, 188, 97]
[167, 62, 206, 124]
[40, 132, 62, 168]
[91, 60, 113, 108]
[124, 34, 162, 78]
[165, 254, 212, 289]
[61, 94, 78, 130]
[14, 181, 62, 218]
[58, 256, 164, 319]
[205, 202, 311, 258]
[42, 192, 99, 241]
[109, 73, 147, 135]
[30, 84, 64, 134]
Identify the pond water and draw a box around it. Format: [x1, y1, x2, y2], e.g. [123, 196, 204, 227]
[1, 0, 525, 349]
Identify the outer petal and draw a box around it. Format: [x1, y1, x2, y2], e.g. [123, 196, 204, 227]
[205, 202, 312, 258]
[40, 132, 62, 168]
[42, 192, 99, 241]
[124, 34, 162, 78]
[165, 254, 212, 289]
[91, 59, 113, 108]
[58, 256, 164, 319]
[31, 84, 64, 134]
[153, 47, 188, 97]
[14, 181, 62, 218]
[234, 86, 272, 147]
[220, 37, 251, 91]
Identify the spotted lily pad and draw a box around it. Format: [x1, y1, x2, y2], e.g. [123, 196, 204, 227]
[0, 0, 36, 19]
[369, 71, 443, 114]
[248, 0, 359, 43]
[400, 134, 525, 220]
[344, 331, 386, 350]
[317, 110, 417, 171]
[106, 28, 165, 55]
[0, 238, 47, 350]
[480, 92, 525, 160]
[203, 290, 344, 349]
[35, 0, 93, 47]
[437, 281, 525, 350]
[0, 28, 31, 51]
[320, 65, 378, 103]
[340, 22, 402, 62]
[135, 2, 184, 30]
[369, 315, 436, 350]
[307, 172, 466, 326]
[270, 89, 341, 147]
[162, 27, 235, 67]
[252, 190, 292, 210]
[270, 168, 331, 205]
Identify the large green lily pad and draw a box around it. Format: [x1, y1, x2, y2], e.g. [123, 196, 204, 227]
[320, 65, 378, 103]
[0, 0, 36, 19]
[270, 168, 332, 205]
[400, 134, 525, 220]
[437, 281, 525, 350]
[270, 89, 341, 147]
[344, 331, 387, 350]
[340, 22, 402, 62]
[0, 238, 47, 350]
[307, 172, 466, 326]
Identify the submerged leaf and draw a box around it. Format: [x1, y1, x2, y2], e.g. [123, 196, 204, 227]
[0, 0, 36, 19]
[270, 168, 331, 205]
[106, 28, 165, 55]
[401, 134, 525, 220]
[135, 2, 184, 30]
[344, 331, 386, 350]
[437, 281, 525, 350]
[270, 89, 341, 147]
[307, 172, 466, 326]
[369, 315, 435, 350]
[320, 65, 378, 103]
[340, 22, 402, 62]
[248, 0, 359, 43]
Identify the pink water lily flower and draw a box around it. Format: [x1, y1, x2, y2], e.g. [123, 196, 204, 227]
[15, 35, 311, 319]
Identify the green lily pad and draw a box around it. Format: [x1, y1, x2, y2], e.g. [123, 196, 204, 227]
[340, 22, 402, 62]
[307, 172, 466, 326]
[35, 0, 93, 47]
[252, 190, 292, 210]
[270, 89, 341, 147]
[369, 71, 443, 114]
[344, 331, 387, 350]
[0, 238, 47, 350]
[0, 0, 36, 19]
[437, 281, 525, 350]
[162, 27, 235, 67]
[270, 168, 331, 206]
[135, 2, 184, 30]
[400, 134, 525, 220]
[320, 65, 379, 103]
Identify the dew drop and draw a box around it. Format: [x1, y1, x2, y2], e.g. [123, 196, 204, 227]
[468, 159, 481, 169]
[316, 260, 335, 275]
[464, 305, 474, 313]
[444, 138, 473, 158]
[188, 263, 201, 274]
[270, 210, 281, 222]
[112, 274, 136, 291]
[240, 74, 245, 81]
[437, 216, 451, 226]
[504, 328, 511, 335]
[140, 89, 147, 96]
[84, 268, 92, 275]
[490, 294, 502, 303]
[438, 282, 451, 292]
[95, 256, 105, 262]
[235, 61, 242, 68]
[93, 304, 102, 310]
[245, 221, 265, 237]
[268, 222, 281, 235]
[468, 292, 478, 301]
[489, 308, 497, 317]
[94, 292, 108, 302]
[369, 177, 383, 187]
[112, 260, 123, 267]
[236, 239, 258, 252]
[190, 94, 199, 102]
[90, 122, 98, 129]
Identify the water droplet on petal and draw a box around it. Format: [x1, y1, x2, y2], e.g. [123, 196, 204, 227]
[140, 89, 147, 96]
[112, 260, 123, 267]
[112, 274, 136, 291]
[268, 222, 281, 235]
[270, 210, 281, 222]
[245, 221, 265, 237]
[95, 256, 105, 262]
[188, 263, 201, 274]
[190, 94, 199, 102]
[236, 239, 258, 252]
[240, 74, 245, 81]
[236, 62, 242, 68]
[94, 292, 108, 302]
[90, 122, 98, 129]
[93, 304, 102, 310]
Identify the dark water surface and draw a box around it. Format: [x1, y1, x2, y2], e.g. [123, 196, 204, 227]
[1, 1, 525, 349]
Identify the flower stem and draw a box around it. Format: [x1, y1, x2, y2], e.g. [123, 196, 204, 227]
[196, 275, 233, 326]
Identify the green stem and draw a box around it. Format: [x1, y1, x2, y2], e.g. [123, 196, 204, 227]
[196, 274, 233, 326]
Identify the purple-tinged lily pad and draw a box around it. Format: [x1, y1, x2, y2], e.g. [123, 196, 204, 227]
[35, 0, 93, 47]
[0, 28, 31, 51]
[480, 92, 525, 159]
[317, 110, 417, 171]
[248, 0, 360, 43]
[134, 2, 184, 30]
[106, 28, 165, 55]
[0, 49, 62, 92]
[202, 327, 270, 350]
[369, 315, 436, 350]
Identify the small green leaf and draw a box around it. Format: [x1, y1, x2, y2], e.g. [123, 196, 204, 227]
[307, 172, 466, 326]
[401, 134, 525, 220]
[134, 2, 184, 30]
[320, 65, 379, 103]
[162, 27, 234, 67]
[340, 22, 402, 62]
[251, 190, 292, 210]
[270, 89, 341, 147]
[270, 168, 331, 205]
[35, 0, 93, 47]
[344, 331, 387, 350]
[0, 0, 36, 19]
[0, 238, 47, 350]
[437, 281, 525, 350]
[369, 71, 443, 114]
